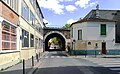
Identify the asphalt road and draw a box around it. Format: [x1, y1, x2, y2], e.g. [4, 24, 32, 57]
[34, 51, 119, 74]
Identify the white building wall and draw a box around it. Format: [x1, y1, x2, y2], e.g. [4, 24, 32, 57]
[72, 22, 87, 40]
[86, 22, 115, 40]
[72, 21, 120, 50]
[86, 22, 116, 49]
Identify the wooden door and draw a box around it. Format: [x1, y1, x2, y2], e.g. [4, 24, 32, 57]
[102, 42, 106, 54]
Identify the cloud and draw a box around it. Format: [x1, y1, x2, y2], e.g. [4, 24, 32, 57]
[67, 19, 76, 24]
[75, 0, 98, 9]
[89, 1, 98, 7]
[65, 5, 77, 12]
[38, 0, 64, 14]
[38, 0, 97, 14]
[75, 0, 90, 8]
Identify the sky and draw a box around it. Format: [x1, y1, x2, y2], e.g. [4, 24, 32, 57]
[38, 0, 120, 27]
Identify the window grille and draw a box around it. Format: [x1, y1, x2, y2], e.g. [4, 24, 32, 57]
[2, 21, 17, 50]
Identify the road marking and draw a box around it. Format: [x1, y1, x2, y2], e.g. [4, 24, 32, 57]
[83, 58, 120, 73]
[44, 56, 49, 58]
[61, 56, 67, 58]
[56, 56, 60, 58]
[43, 56, 67, 58]
[51, 56, 54, 58]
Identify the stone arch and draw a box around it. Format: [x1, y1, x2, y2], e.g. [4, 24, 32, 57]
[44, 31, 66, 51]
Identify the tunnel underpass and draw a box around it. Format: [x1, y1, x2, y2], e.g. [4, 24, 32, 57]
[44, 32, 66, 51]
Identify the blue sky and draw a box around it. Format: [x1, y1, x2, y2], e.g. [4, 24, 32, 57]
[38, 0, 120, 27]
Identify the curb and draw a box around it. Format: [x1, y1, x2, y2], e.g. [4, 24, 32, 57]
[27, 61, 42, 74]
[64, 51, 70, 57]
[27, 52, 48, 74]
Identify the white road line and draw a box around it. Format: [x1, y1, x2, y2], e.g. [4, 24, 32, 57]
[56, 56, 60, 58]
[84, 58, 120, 68]
[51, 56, 54, 58]
[61, 56, 67, 58]
[83, 58, 120, 73]
[44, 56, 68, 58]
[44, 56, 49, 58]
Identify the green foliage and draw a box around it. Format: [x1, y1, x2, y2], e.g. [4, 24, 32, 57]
[53, 37, 59, 45]
[64, 24, 71, 28]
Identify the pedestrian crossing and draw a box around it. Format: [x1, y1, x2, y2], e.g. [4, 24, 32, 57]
[83, 58, 120, 73]
[43, 56, 68, 59]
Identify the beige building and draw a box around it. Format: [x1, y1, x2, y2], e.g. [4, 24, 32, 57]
[0, 0, 45, 70]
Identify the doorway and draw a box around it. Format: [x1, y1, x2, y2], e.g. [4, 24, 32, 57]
[102, 42, 106, 54]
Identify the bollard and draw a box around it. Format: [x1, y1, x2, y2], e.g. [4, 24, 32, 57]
[36, 53, 39, 62]
[39, 52, 40, 59]
[32, 56, 34, 66]
[23, 59, 25, 74]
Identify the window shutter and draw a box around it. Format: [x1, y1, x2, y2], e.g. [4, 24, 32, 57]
[101, 24, 106, 35]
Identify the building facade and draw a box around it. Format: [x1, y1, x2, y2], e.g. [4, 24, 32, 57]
[71, 11, 120, 55]
[0, 0, 44, 70]
[84, 9, 120, 43]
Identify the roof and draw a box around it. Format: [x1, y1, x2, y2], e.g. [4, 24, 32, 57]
[84, 9, 120, 19]
[70, 18, 116, 27]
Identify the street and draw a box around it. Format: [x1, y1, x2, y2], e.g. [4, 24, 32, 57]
[34, 51, 119, 74]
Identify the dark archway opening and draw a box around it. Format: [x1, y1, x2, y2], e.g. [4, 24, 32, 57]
[45, 33, 65, 51]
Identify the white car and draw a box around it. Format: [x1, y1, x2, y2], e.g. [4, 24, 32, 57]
[49, 45, 55, 49]
[54, 45, 60, 49]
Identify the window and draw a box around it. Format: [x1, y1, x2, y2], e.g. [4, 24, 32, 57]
[36, 2, 42, 21]
[88, 42, 91, 45]
[4, 0, 18, 12]
[13, 0, 18, 12]
[22, 29, 29, 47]
[30, 34, 34, 47]
[2, 21, 17, 50]
[37, 23, 43, 33]
[4, 0, 6, 1]
[22, 0, 29, 21]
[30, 0, 34, 7]
[78, 30, 82, 40]
[30, 10, 35, 25]
[39, 38, 43, 49]
[35, 38, 38, 49]
[100, 24, 106, 35]
[7, 0, 10, 5]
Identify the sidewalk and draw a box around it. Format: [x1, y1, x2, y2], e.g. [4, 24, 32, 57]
[0, 52, 48, 74]
[68, 54, 120, 58]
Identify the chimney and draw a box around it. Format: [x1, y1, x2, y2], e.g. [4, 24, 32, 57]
[96, 4, 100, 18]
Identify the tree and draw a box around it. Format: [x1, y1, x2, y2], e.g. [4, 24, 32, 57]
[53, 37, 59, 45]
[64, 24, 71, 28]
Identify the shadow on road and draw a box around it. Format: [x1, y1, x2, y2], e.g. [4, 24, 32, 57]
[0, 66, 119, 74]
[0, 68, 31, 74]
[34, 66, 119, 74]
